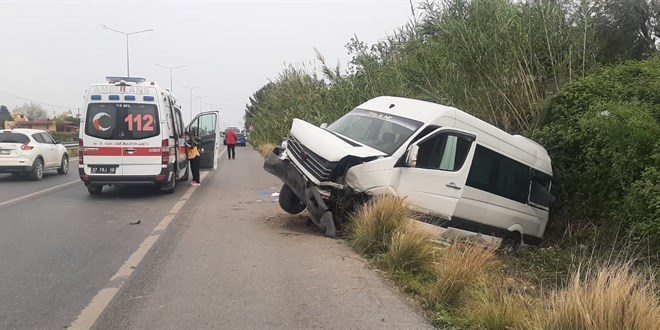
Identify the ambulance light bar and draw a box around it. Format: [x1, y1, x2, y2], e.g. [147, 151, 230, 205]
[105, 76, 146, 84]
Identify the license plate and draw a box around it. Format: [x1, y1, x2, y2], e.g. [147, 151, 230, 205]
[90, 166, 117, 174]
[0, 149, 9, 155]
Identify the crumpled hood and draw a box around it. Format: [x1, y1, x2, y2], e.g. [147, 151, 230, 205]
[289, 118, 386, 162]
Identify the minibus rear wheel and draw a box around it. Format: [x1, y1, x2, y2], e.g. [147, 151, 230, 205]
[499, 234, 521, 255]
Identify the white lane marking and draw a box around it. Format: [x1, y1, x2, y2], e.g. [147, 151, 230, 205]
[0, 180, 79, 208]
[69, 171, 210, 330]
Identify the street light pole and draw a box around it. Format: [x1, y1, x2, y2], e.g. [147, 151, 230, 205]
[155, 64, 187, 92]
[181, 85, 200, 121]
[102, 25, 154, 77]
[194, 95, 208, 114]
[204, 103, 220, 111]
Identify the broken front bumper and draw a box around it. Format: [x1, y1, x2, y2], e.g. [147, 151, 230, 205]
[263, 146, 336, 236]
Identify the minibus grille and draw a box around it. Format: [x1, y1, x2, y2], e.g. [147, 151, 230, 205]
[287, 135, 337, 182]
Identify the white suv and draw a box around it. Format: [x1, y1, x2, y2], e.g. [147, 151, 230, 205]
[0, 129, 70, 180]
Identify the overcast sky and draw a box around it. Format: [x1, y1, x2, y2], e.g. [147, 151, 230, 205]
[1, 0, 420, 127]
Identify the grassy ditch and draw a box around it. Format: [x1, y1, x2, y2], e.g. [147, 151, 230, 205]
[346, 196, 660, 329]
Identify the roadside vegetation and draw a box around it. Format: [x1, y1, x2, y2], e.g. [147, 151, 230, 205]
[245, 0, 660, 327]
[348, 197, 660, 329]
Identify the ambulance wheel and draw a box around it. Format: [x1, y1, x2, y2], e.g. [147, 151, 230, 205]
[87, 184, 102, 195]
[160, 180, 176, 194]
[279, 184, 306, 214]
[179, 167, 189, 181]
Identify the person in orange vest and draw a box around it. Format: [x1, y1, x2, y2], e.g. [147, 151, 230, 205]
[184, 132, 201, 186]
[225, 129, 237, 160]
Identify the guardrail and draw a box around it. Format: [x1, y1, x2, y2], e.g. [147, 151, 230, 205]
[62, 141, 78, 148]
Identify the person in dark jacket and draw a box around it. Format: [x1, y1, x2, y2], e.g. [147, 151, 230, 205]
[184, 132, 201, 186]
[225, 129, 237, 160]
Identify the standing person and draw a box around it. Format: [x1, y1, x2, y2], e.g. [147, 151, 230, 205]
[184, 132, 201, 186]
[225, 128, 237, 160]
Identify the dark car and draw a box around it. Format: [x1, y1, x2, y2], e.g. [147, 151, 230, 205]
[236, 132, 247, 147]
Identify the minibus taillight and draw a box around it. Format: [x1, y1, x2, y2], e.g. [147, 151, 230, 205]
[79, 139, 84, 165]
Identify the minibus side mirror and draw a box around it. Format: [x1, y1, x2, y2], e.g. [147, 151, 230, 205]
[406, 145, 419, 167]
[529, 181, 556, 207]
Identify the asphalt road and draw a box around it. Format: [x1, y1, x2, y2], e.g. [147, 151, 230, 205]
[0, 145, 430, 329]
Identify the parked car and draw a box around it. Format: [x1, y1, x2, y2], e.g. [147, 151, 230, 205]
[0, 128, 69, 180]
[236, 132, 247, 147]
[264, 96, 555, 250]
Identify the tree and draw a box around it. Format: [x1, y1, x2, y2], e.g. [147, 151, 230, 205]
[55, 111, 80, 126]
[595, 0, 659, 63]
[13, 102, 51, 121]
[0, 105, 9, 117]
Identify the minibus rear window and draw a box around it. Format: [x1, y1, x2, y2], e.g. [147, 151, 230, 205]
[85, 103, 160, 140]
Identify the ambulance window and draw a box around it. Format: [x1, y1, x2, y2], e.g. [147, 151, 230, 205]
[124, 104, 160, 139]
[85, 103, 159, 140]
[198, 114, 216, 136]
[85, 104, 118, 139]
[173, 107, 184, 137]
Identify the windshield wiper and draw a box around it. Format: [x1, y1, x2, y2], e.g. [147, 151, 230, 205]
[323, 129, 361, 147]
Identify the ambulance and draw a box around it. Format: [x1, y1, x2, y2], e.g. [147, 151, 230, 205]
[79, 77, 220, 195]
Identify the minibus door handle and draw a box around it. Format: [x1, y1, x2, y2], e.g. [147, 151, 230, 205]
[446, 182, 461, 190]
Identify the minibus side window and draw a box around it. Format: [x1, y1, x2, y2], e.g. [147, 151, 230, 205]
[415, 133, 472, 171]
[466, 145, 531, 204]
[496, 156, 530, 203]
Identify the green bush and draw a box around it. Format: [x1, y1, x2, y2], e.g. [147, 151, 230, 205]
[532, 58, 660, 256]
[50, 132, 78, 142]
[620, 167, 660, 261]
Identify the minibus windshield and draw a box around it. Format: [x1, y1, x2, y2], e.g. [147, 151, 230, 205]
[327, 109, 423, 155]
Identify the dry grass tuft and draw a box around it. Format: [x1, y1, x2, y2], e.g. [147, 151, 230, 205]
[257, 143, 275, 158]
[378, 226, 437, 275]
[348, 195, 411, 257]
[543, 262, 660, 330]
[427, 241, 499, 308]
[466, 284, 538, 330]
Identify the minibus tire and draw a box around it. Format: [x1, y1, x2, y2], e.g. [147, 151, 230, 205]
[499, 235, 521, 254]
[279, 184, 306, 214]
